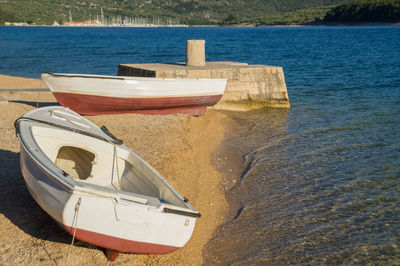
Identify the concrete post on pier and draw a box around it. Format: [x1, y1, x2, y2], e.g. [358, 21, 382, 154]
[186, 40, 206, 67]
[118, 40, 290, 110]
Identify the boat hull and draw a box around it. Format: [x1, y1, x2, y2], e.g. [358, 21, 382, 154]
[42, 73, 226, 116]
[53, 92, 222, 116]
[16, 107, 199, 256]
[60, 224, 179, 254]
[20, 145, 195, 254]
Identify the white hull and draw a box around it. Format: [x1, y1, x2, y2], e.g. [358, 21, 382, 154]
[16, 106, 200, 255]
[41, 72, 227, 98]
[41, 73, 226, 116]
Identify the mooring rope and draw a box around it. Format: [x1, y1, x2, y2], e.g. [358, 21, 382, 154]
[67, 197, 82, 263]
[111, 144, 122, 189]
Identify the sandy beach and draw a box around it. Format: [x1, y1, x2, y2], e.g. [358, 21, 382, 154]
[0, 74, 238, 265]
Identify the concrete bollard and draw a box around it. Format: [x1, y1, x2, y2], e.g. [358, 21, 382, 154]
[186, 40, 206, 66]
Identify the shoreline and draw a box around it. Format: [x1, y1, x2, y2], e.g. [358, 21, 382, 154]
[1, 22, 399, 28]
[0, 74, 240, 265]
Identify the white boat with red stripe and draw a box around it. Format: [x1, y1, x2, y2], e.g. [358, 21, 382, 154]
[15, 106, 201, 261]
[41, 72, 227, 116]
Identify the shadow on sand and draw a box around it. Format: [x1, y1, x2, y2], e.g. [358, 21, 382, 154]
[8, 100, 60, 108]
[0, 148, 99, 251]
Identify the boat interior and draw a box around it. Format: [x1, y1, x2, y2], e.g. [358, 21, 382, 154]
[31, 126, 187, 208]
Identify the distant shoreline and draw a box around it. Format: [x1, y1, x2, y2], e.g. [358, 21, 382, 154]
[0, 24, 189, 28]
[219, 22, 400, 27]
[1, 22, 399, 28]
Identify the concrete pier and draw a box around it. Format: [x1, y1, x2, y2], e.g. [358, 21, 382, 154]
[118, 41, 290, 110]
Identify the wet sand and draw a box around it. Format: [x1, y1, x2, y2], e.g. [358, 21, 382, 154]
[0, 74, 238, 265]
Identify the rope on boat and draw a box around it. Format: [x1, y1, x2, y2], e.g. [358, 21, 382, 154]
[67, 197, 82, 263]
[111, 144, 122, 189]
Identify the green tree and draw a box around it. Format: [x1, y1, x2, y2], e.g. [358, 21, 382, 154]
[324, 0, 400, 23]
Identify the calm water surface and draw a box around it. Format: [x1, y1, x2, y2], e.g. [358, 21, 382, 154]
[1, 26, 399, 264]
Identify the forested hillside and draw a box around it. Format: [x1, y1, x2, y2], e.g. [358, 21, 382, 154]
[0, 0, 349, 25]
[323, 0, 400, 23]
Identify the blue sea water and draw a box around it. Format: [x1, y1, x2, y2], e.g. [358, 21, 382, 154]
[1, 26, 400, 264]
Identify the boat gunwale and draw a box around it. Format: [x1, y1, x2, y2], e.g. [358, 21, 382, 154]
[42, 72, 228, 82]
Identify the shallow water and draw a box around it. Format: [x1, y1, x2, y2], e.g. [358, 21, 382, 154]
[204, 27, 400, 264]
[1, 26, 400, 264]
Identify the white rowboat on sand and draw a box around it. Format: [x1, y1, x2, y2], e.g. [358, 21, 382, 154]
[15, 106, 200, 261]
[41, 72, 227, 116]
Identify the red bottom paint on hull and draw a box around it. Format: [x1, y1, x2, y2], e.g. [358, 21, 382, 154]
[53, 92, 223, 116]
[60, 224, 180, 254]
